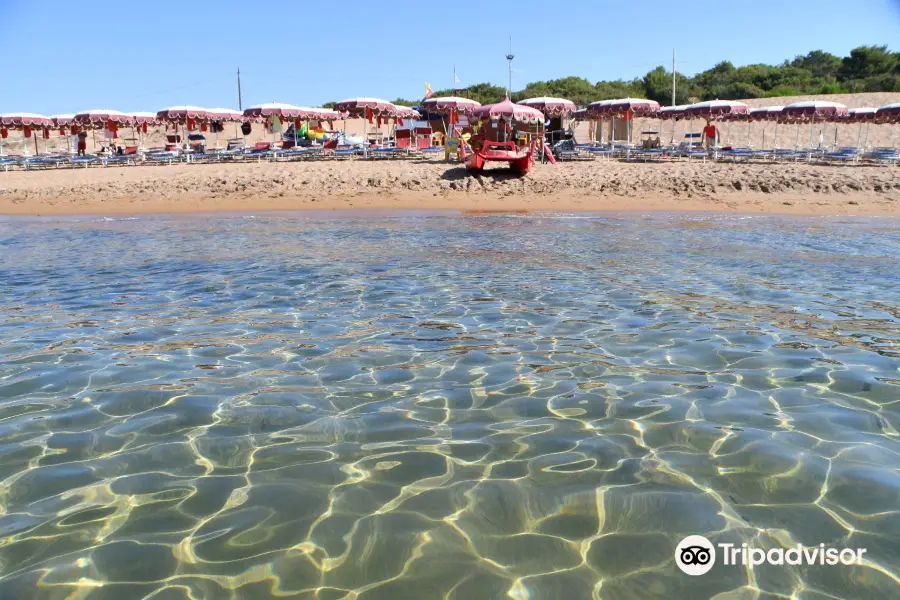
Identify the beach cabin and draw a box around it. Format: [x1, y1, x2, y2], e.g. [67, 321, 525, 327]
[395, 115, 434, 149]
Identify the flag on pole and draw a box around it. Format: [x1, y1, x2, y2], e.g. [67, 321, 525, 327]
[454, 73, 460, 84]
[424, 83, 434, 99]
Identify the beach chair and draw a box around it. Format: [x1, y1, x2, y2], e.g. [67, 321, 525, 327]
[864, 147, 899, 165]
[148, 150, 181, 165]
[0, 157, 16, 171]
[818, 147, 859, 164]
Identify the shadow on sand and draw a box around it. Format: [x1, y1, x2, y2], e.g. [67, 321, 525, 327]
[440, 166, 524, 183]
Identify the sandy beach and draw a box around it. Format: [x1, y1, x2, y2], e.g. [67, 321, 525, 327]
[1, 159, 898, 217]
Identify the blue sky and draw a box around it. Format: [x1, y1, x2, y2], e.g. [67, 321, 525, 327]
[2, 0, 899, 115]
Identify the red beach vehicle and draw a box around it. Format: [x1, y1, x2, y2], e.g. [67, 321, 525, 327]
[462, 98, 546, 175]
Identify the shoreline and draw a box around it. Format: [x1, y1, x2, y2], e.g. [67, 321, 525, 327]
[1, 160, 898, 217]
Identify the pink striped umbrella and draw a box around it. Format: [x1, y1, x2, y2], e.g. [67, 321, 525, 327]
[74, 109, 135, 126]
[685, 100, 750, 119]
[0, 113, 53, 155]
[781, 101, 848, 121]
[420, 96, 481, 115]
[875, 102, 900, 124]
[206, 108, 244, 122]
[52, 114, 75, 126]
[1, 112, 54, 127]
[595, 98, 661, 118]
[51, 114, 76, 150]
[841, 108, 878, 150]
[781, 102, 848, 151]
[312, 108, 342, 121]
[156, 106, 212, 122]
[659, 105, 689, 145]
[333, 97, 398, 117]
[659, 105, 688, 121]
[470, 98, 545, 124]
[393, 105, 422, 120]
[242, 103, 314, 121]
[130, 112, 158, 126]
[748, 106, 784, 122]
[586, 99, 612, 118]
[842, 108, 877, 122]
[518, 97, 576, 117]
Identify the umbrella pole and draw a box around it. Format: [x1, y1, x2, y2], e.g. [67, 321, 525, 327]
[34, 132, 39, 155]
[864, 121, 870, 150]
[747, 121, 751, 148]
[856, 122, 862, 151]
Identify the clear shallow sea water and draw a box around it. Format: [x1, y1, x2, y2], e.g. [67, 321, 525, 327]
[0, 211, 899, 600]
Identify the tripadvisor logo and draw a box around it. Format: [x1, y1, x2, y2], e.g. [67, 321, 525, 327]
[675, 535, 867, 576]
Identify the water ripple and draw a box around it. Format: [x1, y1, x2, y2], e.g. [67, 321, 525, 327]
[0, 212, 899, 599]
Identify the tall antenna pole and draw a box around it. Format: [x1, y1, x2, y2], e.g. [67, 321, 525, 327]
[671, 48, 676, 107]
[237, 68, 243, 111]
[505, 37, 515, 96]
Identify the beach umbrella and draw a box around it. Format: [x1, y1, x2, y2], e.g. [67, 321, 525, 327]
[591, 98, 660, 148]
[747, 106, 784, 150]
[875, 102, 900, 124]
[470, 97, 544, 124]
[586, 100, 613, 143]
[124, 112, 158, 150]
[389, 106, 421, 146]
[420, 96, 481, 114]
[156, 106, 213, 150]
[875, 103, 900, 148]
[685, 100, 749, 147]
[0, 113, 54, 155]
[418, 97, 481, 151]
[842, 108, 877, 151]
[243, 103, 310, 149]
[659, 105, 687, 144]
[203, 108, 243, 148]
[332, 98, 399, 157]
[74, 109, 137, 152]
[51, 114, 75, 153]
[781, 101, 848, 151]
[469, 97, 544, 144]
[518, 97, 576, 117]
[518, 97, 577, 145]
[685, 100, 750, 119]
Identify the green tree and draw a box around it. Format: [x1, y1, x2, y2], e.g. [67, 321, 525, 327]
[642, 66, 696, 105]
[790, 50, 842, 79]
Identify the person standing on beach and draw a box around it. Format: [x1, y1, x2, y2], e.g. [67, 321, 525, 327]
[77, 131, 87, 156]
[701, 120, 719, 150]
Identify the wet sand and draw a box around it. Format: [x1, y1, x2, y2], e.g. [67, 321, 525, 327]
[1, 160, 898, 216]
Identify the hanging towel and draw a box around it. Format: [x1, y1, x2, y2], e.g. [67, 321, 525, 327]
[366, 107, 373, 124]
[200, 122, 208, 132]
[42, 128, 50, 139]
[142, 122, 148, 134]
[23, 126, 31, 138]
[268, 115, 283, 133]
[60, 127, 66, 136]
[71, 125, 80, 135]
[1, 128, 7, 139]
[187, 117, 195, 131]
